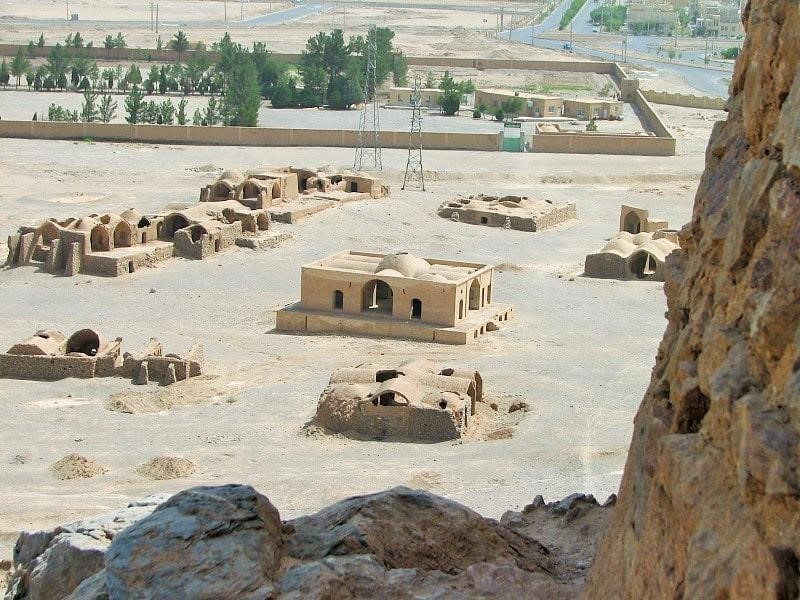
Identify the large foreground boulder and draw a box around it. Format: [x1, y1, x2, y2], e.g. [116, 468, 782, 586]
[587, 1, 800, 598]
[285, 486, 556, 575]
[5, 486, 611, 599]
[105, 485, 282, 599]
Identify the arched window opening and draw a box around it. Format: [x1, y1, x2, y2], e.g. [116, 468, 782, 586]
[468, 280, 481, 310]
[362, 280, 393, 315]
[411, 298, 422, 319]
[333, 290, 344, 310]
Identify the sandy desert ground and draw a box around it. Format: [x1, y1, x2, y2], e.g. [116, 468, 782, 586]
[0, 98, 717, 558]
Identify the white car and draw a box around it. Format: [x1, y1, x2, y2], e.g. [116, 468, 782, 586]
[592, 27, 598, 33]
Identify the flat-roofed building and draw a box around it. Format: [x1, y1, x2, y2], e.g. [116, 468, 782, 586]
[563, 98, 624, 120]
[387, 87, 443, 109]
[275, 251, 513, 344]
[474, 88, 564, 118]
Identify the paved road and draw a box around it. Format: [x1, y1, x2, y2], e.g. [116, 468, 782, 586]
[243, 3, 327, 25]
[501, 0, 731, 98]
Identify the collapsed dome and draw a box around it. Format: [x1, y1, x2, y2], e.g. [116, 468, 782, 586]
[376, 253, 431, 278]
[66, 329, 107, 357]
[217, 169, 246, 185]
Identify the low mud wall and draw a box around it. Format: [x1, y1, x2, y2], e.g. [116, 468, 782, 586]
[531, 131, 676, 156]
[0, 120, 501, 151]
[642, 89, 726, 109]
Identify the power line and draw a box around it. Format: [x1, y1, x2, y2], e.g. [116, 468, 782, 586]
[402, 75, 425, 191]
[354, 24, 382, 171]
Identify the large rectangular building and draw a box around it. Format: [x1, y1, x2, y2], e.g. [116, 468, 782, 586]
[387, 87, 443, 109]
[563, 98, 624, 120]
[275, 251, 513, 344]
[474, 89, 564, 118]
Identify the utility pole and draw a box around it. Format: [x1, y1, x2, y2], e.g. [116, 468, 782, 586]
[570, 19, 573, 51]
[224, 0, 227, 22]
[150, 2, 153, 31]
[354, 25, 382, 171]
[402, 75, 425, 191]
[155, 4, 158, 33]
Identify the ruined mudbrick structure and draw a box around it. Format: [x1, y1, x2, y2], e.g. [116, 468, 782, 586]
[5, 200, 282, 277]
[439, 194, 577, 231]
[584, 205, 680, 281]
[0, 329, 202, 385]
[276, 251, 513, 344]
[310, 359, 483, 442]
[200, 166, 389, 224]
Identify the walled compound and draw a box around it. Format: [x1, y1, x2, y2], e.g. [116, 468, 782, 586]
[0, 328, 202, 385]
[438, 194, 577, 232]
[5, 198, 288, 277]
[584, 205, 680, 281]
[276, 251, 513, 344]
[200, 166, 390, 224]
[309, 359, 483, 442]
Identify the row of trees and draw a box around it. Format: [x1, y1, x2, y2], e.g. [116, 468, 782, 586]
[559, 0, 589, 30]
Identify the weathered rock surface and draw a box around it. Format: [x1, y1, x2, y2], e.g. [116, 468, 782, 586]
[5, 494, 169, 600]
[587, 1, 800, 597]
[105, 485, 282, 599]
[285, 487, 555, 575]
[5, 486, 612, 599]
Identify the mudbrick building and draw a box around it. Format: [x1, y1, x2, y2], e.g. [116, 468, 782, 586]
[439, 194, 577, 231]
[276, 251, 513, 344]
[310, 359, 483, 442]
[5, 200, 284, 277]
[0, 328, 202, 385]
[584, 205, 680, 281]
[200, 166, 389, 223]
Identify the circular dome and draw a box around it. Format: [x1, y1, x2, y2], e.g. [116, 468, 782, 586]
[631, 232, 653, 245]
[603, 239, 636, 255]
[74, 217, 99, 231]
[218, 169, 245, 184]
[415, 271, 447, 282]
[376, 268, 404, 278]
[121, 208, 143, 224]
[613, 231, 634, 241]
[376, 253, 431, 278]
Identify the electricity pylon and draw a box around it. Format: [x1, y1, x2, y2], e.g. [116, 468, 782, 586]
[402, 75, 425, 191]
[354, 25, 382, 170]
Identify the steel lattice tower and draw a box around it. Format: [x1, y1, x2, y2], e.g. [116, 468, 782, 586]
[354, 25, 382, 171]
[402, 75, 425, 191]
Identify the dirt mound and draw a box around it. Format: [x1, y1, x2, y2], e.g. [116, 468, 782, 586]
[106, 375, 229, 414]
[50, 454, 107, 480]
[136, 456, 197, 480]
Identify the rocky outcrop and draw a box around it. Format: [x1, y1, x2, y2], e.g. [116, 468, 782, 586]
[4, 486, 613, 599]
[105, 485, 282, 599]
[5, 494, 169, 600]
[586, 0, 800, 597]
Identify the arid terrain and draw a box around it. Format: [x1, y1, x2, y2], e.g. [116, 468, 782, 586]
[0, 0, 723, 570]
[0, 106, 712, 559]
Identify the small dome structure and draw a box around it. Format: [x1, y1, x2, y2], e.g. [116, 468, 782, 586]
[375, 253, 431, 278]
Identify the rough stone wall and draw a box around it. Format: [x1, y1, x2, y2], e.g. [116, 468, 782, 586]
[587, 1, 800, 598]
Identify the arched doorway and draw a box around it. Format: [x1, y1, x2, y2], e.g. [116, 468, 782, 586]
[333, 290, 344, 310]
[630, 251, 657, 280]
[468, 279, 481, 310]
[362, 280, 393, 315]
[113, 222, 133, 248]
[90, 225, 110, 252]
[623, 211, 642, 234]
[411, 298, 422, 319]
[271, 181, 282, 201]
[458, 299, 464, 320]
[162, 215, 190, 240]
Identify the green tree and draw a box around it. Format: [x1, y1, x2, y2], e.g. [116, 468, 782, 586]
[158, 67, 168, 94]
[24, 67, 34, 89]
[81, 90, 98, 122]
[37, 33, 45, 48]
[192, 108, 203, 125]
[104, 35, 115, 50]
[10, 49, 30, 88]
[158, 99, 175, 124]
[47, 43, 68, 78]
[98, 92, 117, 122]
[102, 67, 115, 89]
[56, 71, 68, 90]
[73, 32, 85, 48]
[720, 47, 740, 59]
[300, 29, 354, 106]
[424, 70, 437, 88]
[437, 70, 473, 116]
[327, 70, 362, 110]
[221, 55, 261, 126]
[78, 76, 91, 90]
[114, 32, 126, 49]
[71, 67, 80, 87]
[177, 97, 188, 124]
[27, 40, 36, 57]
[270, 73, 297, 108]
[125, 86, 145, 123]
[171, 31, 190, 61]
[586, 118, 598, 131]
[392, 51, 408, 87]
[0, 60, 9, 87]
[126, 64, 142, 86]
[204, 96, 219, 125]
[494, 108, 505, 122]
[250, 42, 287, 99]
[500, 97, 523, 118]
[156, 35, 163, 50]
